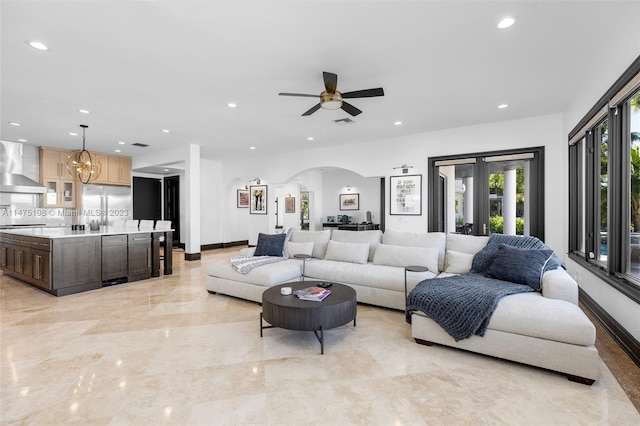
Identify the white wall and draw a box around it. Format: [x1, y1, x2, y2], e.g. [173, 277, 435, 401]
[221, 113, 566, 251]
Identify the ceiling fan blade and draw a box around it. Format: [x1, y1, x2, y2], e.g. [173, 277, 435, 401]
[323, 72, 338, 94]
[341, 88, 385, 98]
[341, 101, 362, 116]
[279, 92, 320, 98]
[302, 103, 322, 116]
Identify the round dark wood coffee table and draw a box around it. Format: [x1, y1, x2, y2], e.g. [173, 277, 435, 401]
[260, 281, 357, 354]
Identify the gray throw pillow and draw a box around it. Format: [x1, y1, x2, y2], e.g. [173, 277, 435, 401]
[484, 244, 553, 290]
[254, 233, 287, 257]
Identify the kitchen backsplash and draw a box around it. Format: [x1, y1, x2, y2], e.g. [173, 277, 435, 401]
[0, 193, 74, 227]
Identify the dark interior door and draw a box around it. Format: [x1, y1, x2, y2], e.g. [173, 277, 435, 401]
[164, 175, 180, 245]
[133, 177, 161, 221]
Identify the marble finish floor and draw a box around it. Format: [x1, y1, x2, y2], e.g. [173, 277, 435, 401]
[1, 247, 639, 425]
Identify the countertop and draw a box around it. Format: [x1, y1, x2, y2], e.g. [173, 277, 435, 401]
[0, 226, 172, 239]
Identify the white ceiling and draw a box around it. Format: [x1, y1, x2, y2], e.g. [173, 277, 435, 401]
[2, 1, 639, 164]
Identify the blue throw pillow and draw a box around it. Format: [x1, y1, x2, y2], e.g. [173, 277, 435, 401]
[254, 233, 287, 257]
[484, 244, 553, 290]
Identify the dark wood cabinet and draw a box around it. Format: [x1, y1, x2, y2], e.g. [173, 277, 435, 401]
[128, 233, 151, 282]
[51, 236, 102, 295]
[102, 235, 128, 282]
[1, 229, 169, 296]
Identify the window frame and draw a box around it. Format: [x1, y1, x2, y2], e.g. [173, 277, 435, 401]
[568, 55, 640, 304]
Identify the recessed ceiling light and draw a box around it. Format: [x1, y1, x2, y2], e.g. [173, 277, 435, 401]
[78, 109, 90, 114]
[497, 17, 516, 29]
[250, 146, 256, 150]
[163, 169, 170, 172]
[227, 103, 237, 108]
[307, 137, 314, 141]
[394, 121, 402, 126]
[69, 132, 78, 136]
[118, 141, 125, 145]
[161, 129, 170, 133]
[114, 149, 122, 153]
[17, 139, 27, 142]
[9, 122, 21, 126]
[498, 104, 509, 109]
[27, 40, 49, 51]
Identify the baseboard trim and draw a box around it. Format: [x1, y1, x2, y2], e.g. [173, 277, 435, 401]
[184, 252, 201, 261]
[201, 240, 248, 251]
[579, 288, 640, 368]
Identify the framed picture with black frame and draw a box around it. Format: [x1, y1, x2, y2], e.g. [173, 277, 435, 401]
[390, 174, 422, 215]
[237, 189, 249, 208]
[250, 185, 268, 214]
[339, 193, 359, 211]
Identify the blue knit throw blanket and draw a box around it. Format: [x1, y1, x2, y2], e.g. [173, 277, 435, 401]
[406, 274, 534, 341]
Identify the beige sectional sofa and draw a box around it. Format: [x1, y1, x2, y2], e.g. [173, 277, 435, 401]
[205, 229, 599, 384]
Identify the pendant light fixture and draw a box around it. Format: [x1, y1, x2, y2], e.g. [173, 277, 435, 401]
[66, 124, 102, 184]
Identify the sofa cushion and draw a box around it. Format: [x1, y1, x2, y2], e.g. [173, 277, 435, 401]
[382, 230, 446, 271]
[444, 250, 475, 274]
[287, 241, 314, 257]
[324, 240, 370, 264]
[206, 259, 301, 286]
[485, 244, 553, 290]
[290, 230, 331, 259]
[254, 233, 287, 257]
[330, 229, 382, 261]
[445, 233, 490, 255]
[487, 292, 595, 345]
[305, 260, 436, 292]
[373, 243, 439, 272]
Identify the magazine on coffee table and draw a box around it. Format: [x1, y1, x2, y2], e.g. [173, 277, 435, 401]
[294, 286, 332, 301]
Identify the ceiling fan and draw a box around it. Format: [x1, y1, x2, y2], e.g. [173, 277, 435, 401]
[279, 71, 384, 117]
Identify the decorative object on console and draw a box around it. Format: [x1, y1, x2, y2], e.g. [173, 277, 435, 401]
[339, 193, 359, 211]
[285, 196, 295, 213]
[237, 189, 249, 208]
[279, 71, 384, 117]
[390, 174, 422, 215]
[66, 124, 102, 184]
[250, 184, 268, 214]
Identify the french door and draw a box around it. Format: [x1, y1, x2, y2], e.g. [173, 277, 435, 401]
[428, 147, 545, 239]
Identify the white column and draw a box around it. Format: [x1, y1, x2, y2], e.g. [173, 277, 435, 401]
[184, 144, 201, 259]
[463, 177, 474, 224]
[503, 168, 516, 235]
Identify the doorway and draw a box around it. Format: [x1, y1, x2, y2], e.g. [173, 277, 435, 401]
[428, 147, 545, 239]
[164, 175, 180, 245]
[133, 177, 161, 221]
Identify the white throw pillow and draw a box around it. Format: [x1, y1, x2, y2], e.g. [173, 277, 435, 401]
[330, 230, 382, 261]
[287, 241, 314, 257]
[444, 249, 475, 274]
[373, 243, 439, 272]
[381, 230, 446, 271]
[324, 240, 370, 264]
[445, 233, 489, 255]
[290, 230, 331, 258]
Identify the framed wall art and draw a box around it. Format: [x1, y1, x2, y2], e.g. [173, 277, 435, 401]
[250, 185, 268, 214]
[285, 196, 295, 213]
[390, 174, 422, 215]
[339, 193, 359, 211]
[237, 189, 249, 208]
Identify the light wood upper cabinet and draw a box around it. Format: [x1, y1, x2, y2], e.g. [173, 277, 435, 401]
[40, 147, 131, 188]
[40, 148, 72, 180]
[108, 156, 132, 186]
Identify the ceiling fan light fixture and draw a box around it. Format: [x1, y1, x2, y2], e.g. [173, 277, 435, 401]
[320, 91, 343, 110]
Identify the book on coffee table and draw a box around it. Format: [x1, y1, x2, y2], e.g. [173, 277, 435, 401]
[294, 287, 332, 301]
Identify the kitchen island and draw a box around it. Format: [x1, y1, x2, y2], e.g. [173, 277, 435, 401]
[0, 226, 173, 296]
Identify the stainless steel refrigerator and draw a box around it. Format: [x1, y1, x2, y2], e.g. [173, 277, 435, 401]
[81, 184, 133, 226]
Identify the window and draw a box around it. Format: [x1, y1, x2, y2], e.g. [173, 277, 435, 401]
[569, 55, 640, 302]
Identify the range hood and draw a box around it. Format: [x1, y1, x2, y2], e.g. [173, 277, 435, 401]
[0, 140, 47, 193]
